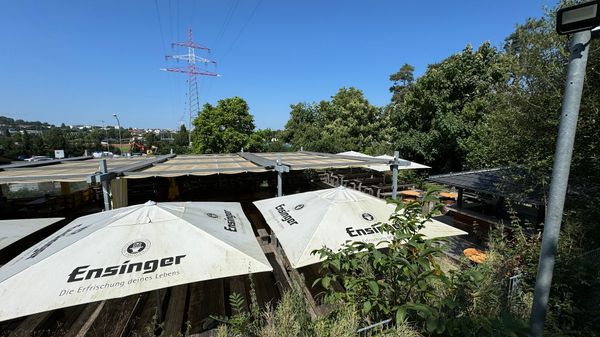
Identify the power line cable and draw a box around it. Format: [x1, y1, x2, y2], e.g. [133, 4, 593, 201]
[176, 0, 180, 44]
[154, 0, 168, 56]
[213, 0, 240, 51]
[155, 0, 181, 132]
[168, 0, 174, 44]
[220, 0, 262, 62]
[190, 0, 198, 26]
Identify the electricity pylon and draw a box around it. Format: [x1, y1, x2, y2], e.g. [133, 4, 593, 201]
[161, 27, 220, 146]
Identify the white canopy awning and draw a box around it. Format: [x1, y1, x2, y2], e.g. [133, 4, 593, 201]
[337, 151, 373, 158]
[0, 218, 64, 251]
[336, 152, 430, 171]
[254, 187, 466, 268]
[0, 201, 272, 321]
[374, 154, 430, 170]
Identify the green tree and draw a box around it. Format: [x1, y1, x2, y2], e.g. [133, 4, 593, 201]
[191, 97, 256, 154]
[21, 131, 32, 155]
[386, 42, 509, 172]
[389, 63, 415, 103]
[0, 132, 15, 159]
[44, 128, 67, 152]
[463, 11, 600, 188]
[282, 102, 324, 151]
[283, 88, 384, 153]
[247, 128, 287, 152]
[321, 87, 383, 153]
[32, 134, 45, 155]
[144, 132, 159, 151]
[174, 124, 190, 147]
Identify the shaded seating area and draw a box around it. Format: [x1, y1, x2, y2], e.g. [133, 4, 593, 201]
[0, 152, 444, 336]
[317, 167, 424, 200]
[428, 168, 546, 239]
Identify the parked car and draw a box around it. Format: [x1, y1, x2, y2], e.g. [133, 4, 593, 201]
[24, 156, 53, 162]
[92, 151, 114, 158]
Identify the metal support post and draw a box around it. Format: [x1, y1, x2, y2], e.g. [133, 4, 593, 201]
[274, 155, 289, 197]
[100, 160, 111, 211]
[390, 151, 400, 200]
[87, 160, 118, 210]
[389, 151, 409, 200]
[530, 30, 591, 337]
[277, 170, 282, 197]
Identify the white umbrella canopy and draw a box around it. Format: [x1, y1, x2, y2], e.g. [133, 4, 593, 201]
[374, 154, 430, 170]
[335, 152, 430, 171]
[0, 218, 64, 251]
[253, 187, 466, 268]
[337, 150, 373, 158]
[0, 201, 272, 322]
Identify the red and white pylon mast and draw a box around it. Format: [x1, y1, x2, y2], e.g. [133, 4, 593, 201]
[161, 27, 220, 146]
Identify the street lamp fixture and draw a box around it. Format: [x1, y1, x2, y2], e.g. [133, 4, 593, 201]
[113, 114, 122, 156]
[556, 0, 600, 35]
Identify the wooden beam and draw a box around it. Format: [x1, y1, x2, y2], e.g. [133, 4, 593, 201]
[85, 295, 141, 337]
[265, 253, 292, 295]
[128, 290, 166, 337]
[229, 276, 249, 311]
[62, 301, 106, 337]
[187, 280, 225, 335]
[162, 285, 189, 337]
[250, 272, 278, 310]
[288, 269, 319, 320]
[9, 311, 53, 337]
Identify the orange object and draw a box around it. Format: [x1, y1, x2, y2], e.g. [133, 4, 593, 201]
[439, 192, 458, 199]
[463, 248, 487, 263]
[400, 190, 421, 197]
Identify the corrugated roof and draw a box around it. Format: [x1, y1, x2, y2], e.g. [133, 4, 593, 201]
[258, 151, 385, 170]
[428, 168, 544, 205]
[0, 157, 170, 184]
[122, 154, 267, 179]
[0, 152, 399, 184]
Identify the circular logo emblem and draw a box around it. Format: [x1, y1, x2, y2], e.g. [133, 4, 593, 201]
[294, 204, 305, 210]
[361, 213, 375, 221]
[206, 213, 219, 218]
[122, 239, 151, 257]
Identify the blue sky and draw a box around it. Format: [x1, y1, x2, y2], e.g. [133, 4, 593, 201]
[0, 0, 555, 130]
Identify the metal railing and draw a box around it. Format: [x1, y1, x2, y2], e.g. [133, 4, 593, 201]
[508, 273, 522, 310]
[583, 247, 600, 266]
[356, 318, 394, 336]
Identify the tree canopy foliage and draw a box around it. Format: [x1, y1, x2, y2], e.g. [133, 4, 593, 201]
[283, 87, 385, 154]
[191, 97, 256, 154]
[385, 42, 508, 172]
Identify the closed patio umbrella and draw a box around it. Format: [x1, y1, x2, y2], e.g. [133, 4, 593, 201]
[0, 201, 272, 322]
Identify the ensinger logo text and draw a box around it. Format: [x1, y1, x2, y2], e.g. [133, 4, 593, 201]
[67, 255, 186, 283]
